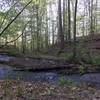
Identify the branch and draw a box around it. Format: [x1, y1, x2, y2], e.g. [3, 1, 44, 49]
[0, 21, 30, 48]
[0, 0, 19, 29]
[0, 0, 32, 37]
[7, 34, 22, 44]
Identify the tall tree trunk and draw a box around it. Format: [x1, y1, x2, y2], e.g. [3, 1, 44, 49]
[52, 20, 55, 45]
[73, 0, 78, 59]
[63, 0, 66, 40]
[36, 6, 40, 52]
[68, 0, 71, 41]
[95, 0, 98, 33]
[90, 0, 94, 34]
[58, 0, 64, 49]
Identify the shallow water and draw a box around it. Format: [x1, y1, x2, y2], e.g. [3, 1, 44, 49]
[0, 54, 13, 62]
[0, 54, 100, 87]
[0, 66, 60, 84]
[0, 65, 100, 87]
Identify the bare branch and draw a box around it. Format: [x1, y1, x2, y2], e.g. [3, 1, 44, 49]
[0, 0, 32, 37]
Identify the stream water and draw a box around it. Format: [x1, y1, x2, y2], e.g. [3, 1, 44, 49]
[0, 65, 100, 87]
[0, 54, 100, 87]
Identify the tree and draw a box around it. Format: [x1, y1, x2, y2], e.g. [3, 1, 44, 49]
[73, 0, 78, 59]
[58, 0, 64, 49]
[68, 0, 71, 41]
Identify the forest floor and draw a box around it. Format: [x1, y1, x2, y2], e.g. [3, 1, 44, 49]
[0, 80, 100, 100]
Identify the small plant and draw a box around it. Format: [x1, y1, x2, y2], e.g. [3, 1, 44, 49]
[59, 76, 73, 86]
[79, 65, 86, 75]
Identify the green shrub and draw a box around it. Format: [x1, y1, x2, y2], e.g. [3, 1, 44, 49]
[59, 76, 73, 86]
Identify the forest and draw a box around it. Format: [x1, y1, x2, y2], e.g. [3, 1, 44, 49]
[0, 0, 100, 100]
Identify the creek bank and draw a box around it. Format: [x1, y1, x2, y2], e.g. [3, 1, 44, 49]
[0, 54, 100, 74]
